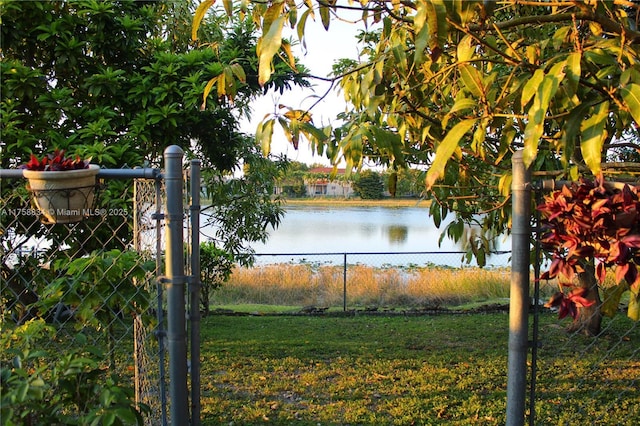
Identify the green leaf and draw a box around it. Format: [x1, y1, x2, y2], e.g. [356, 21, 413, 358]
[620, 83, 640, 126]
[114, 408, 138, 424]
[102, 412, 116, 426]
[601, 283, 628, 318]
[520, 69, 545, 107]
[426, 119, 477, 189]
[565, 52, 581, 95]
[523, 62, 566, 167]
[629, 290, 639, 321]
[413, 1, 429, 64]
[319, 4, 330, 30]
[580, 101, 609, 175]
[17, 381, 29, 402]
[459, 64, 484, 98]
[430, 200, 442, 228]
[457, 35, 475, 62]
[560, 103, 590, 167]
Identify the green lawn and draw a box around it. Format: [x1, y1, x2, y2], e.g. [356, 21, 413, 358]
[199, 312, 639, 425]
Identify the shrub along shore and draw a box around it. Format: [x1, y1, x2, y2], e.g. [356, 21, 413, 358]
[282, 197, 431, 208]
[209, 263, 538, 313]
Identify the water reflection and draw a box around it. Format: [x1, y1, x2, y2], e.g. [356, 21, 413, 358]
[386, 225, 408, 244]
[201, 205, 510, 267]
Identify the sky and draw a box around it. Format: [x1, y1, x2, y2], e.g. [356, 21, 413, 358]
[239, 10, 368, 166]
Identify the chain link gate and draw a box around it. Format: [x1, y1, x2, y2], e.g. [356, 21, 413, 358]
[1, 146, 201, 425]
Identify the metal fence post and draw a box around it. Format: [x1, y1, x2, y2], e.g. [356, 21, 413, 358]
[189, 159, 202, 426]
[343, 253, 347, 311]
[506, 150, 531, 426]
[164, 146, 189, 424]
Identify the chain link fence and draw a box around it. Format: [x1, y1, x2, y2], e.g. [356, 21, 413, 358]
[530, 197, 640, 425]
[209, 251, 514, 312]
[531, 276, 640, 424]
[1, 172, 168, 425]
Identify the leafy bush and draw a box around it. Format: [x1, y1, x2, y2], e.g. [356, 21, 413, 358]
[1, 320, 148, 425]
[353, 170, 384, 199]
[538, 176, 640, 332]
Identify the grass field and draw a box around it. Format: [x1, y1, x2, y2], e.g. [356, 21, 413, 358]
[199, 312, 639, 425]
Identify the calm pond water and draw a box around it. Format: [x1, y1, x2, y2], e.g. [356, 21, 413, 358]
[202, 205, 511, 268]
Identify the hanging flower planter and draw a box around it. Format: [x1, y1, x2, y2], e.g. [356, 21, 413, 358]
[21, 150, 99, 224]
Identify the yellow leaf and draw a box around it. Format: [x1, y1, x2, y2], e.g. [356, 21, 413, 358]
[284, 109, 312, 123]
[457, 35, 475, 62]
[426, 119, 477, 189]
[192, 0, 216, 41]
[217, 70, 227, 98]
[257, 118, 275, 154]
[258, 4, 285, 86]
[230, 63, 246, 83]
[281, 39, 296, 70]
[580, 101, 609, 175]
[200, 76, 218, 111]
[620, 83, 640, 126]
[629, 290, 639, 321]
[459, 64, 484, 98]
[222, 0, 232, 17]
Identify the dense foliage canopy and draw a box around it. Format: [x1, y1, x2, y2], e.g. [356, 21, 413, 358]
[195, 0, 640, 261]
[1, 0, 314, 262]
[1, 0, 307, 170]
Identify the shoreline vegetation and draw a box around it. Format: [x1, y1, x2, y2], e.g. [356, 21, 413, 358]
[282, 197, 431, 208]
[212, 263, 550, 314]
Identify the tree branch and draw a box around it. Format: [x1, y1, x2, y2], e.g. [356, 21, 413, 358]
[472, 11, 640, 43]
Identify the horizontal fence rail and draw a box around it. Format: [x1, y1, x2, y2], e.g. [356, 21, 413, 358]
[252, 250, 512, 268]
[208, 251, 514, 313]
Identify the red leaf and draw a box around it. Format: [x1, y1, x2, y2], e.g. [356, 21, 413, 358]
[624, 263, 638, 286]
[616, 262, 629, 284]
[568, 288, 596, 308]
[621, 234, 640, 248]
[544, 292, 564, 308]
[596, 262, 607, 284]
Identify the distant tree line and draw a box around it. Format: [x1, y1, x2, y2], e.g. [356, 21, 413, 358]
[276, 161, 426, 199]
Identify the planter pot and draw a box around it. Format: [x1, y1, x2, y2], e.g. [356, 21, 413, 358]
[23, 165, 100, 224]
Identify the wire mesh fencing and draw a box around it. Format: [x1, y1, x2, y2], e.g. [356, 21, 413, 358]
[531, 268, 640, 425]
[1, 174, 167, 425]
[526, 179, 640, 425]
[208, 251, 514, 312]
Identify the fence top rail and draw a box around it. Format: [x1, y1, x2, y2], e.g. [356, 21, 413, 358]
[254, 250, 511, 257]
[0, 167, 162, 180]
[536, 178, 640, 192]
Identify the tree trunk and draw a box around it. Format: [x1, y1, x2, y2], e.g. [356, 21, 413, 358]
[200, 285, 210, 317]
[566, 265, 602, 336]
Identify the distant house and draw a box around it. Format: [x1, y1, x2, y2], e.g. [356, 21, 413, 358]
[305, 167, 355, 198]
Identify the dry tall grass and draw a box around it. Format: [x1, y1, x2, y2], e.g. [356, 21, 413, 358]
[209, 263, 516, 308]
